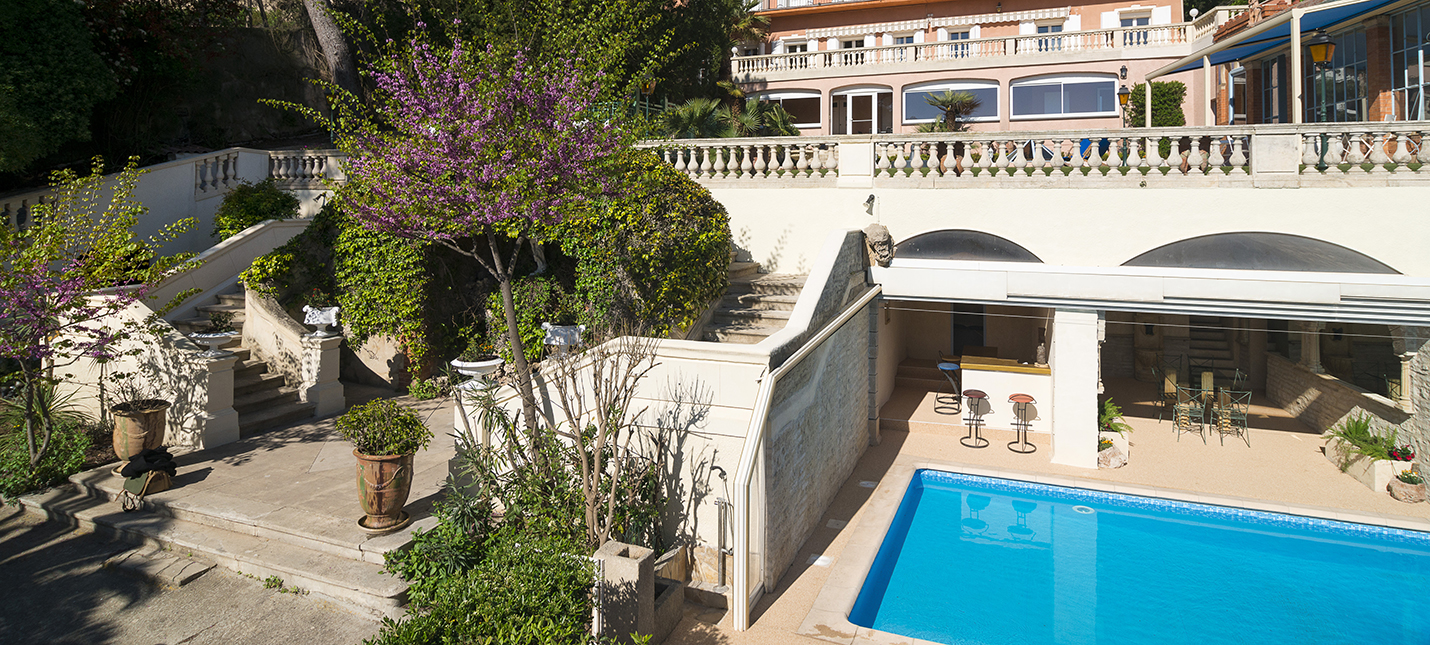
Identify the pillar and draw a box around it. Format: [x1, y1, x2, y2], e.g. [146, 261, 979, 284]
[196, 353, 240, 448]
[1051, 309, 1100, 469]
[300, 334, 346, 417]
[1296, 321, 1325, 373]
[1364, 16, 1396, 121]
[594, 541, 655, 644]
[1391, 326, 1430, 413]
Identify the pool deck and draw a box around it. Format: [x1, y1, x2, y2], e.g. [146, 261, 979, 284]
[663, 377, 1430, 645]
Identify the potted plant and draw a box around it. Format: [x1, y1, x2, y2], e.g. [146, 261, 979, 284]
[1097, 398, 1132, 469]
[1390, 469, 1426, 504]
[451, 337, 503, 378]
[189, 311, 237, 358]
[301, 289, 340, 337]
[1324, 416, 1404, 492]
[107, 378, 170, 475]
[336, 399, 433, 533]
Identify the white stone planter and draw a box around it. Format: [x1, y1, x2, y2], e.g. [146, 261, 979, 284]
[451, 356, 503, 378]
[302, 305, 340, 337]
[1324, 437, 1414, 492]
[189, 331, 237, 358]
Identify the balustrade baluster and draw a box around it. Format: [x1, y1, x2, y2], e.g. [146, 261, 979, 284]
[1367, 132, 1391, 173]
[958, 142, 974, 178]
[1345, 133, 1368, 170]
[909, 143, 925, 175]
[1207, 137, 1225, 172]
[1416, 131, 1430, 174]
[1166, 139, 1182, 175]
[669, 148, 685, 175]
[795, 145, 809, 176]
[827, 145, 840, 173]
[813, 145, 828, 174]
[756, 145, 770, 178]
[1185, 139, 1205, 175]
[1229, 135, 1248, 173]
[736, 145, 751, 178]
[1144, 136, 1162, 172]
[1391, 132, 1413, 170]
[1301, 134, 1322, 168]
[699, 146, 714, 179]
[1127, 138, 1142, 171]
[893, 143, 908, 175]
[994, 141, 1010, 177]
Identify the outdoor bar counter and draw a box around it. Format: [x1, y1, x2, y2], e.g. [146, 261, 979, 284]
[958, 356, 1051, 433]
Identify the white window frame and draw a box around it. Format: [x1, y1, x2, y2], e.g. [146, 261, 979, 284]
[893, 34, 916, 45]
[1010, 73, 1119, 121]
[902, 80, 1000, 124]
[757, 90, 822, 129]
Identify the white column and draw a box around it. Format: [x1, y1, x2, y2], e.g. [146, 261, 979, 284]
[1051, 309, 1100, 469]
[300, 334, 346, 417]
[1296, 321, 1325, 373]
[1145, 81, 1153, 128]
[1290, 9, 1304, 124]
[1203, 56, 1213, 125]
[1391, 326, 1430, 413]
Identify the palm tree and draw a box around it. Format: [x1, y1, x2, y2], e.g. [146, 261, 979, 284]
[717, 99, 798, 137]
[661, 98, 732, 139]
[917, 91, 982, 133]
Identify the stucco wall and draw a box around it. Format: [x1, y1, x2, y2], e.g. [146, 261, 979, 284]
[710, 186, 1430, 280]
[762, 301, 872, 588]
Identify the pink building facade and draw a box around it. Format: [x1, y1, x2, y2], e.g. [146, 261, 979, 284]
[735, 0, 1226, 133]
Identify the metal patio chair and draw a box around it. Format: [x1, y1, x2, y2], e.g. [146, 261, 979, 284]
[1213, 389, 1252, 447]
[1173, 384, 1207, 444]
[1153, 365, 1178, 423]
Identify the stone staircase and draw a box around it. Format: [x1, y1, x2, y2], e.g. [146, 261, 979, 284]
[1187, 316, 1240, 387]
[170, 288, 317, 436]
[893, 358, 948, 393]
[22, 465, 417, 618]
[702, 257, 806, 344]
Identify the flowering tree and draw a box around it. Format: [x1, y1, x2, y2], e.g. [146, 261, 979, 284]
[0, 158, 195, 467]
[301, 32, 625, 431]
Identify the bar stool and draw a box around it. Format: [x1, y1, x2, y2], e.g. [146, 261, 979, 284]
[961, 389, 989, 449]
[1008, 393, 1037, 454]
[935, 361, 961, 414]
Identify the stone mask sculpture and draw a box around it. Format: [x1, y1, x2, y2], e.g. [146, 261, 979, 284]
[864, 223, 893, 268]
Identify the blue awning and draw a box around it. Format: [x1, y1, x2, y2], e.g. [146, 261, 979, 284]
[1152, 0, 1407, 78]
[1165, 38, 1291, 74]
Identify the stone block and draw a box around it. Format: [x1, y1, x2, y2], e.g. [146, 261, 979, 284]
[595, 541, 655, 644]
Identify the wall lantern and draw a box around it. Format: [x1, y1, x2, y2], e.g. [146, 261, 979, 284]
[1117, 84, 1131, 107]
[641, 78, 658, 96]
[1305, 30, 1335, 67]
[1119, 64, 1128, 80]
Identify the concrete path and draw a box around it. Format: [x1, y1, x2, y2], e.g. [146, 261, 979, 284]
[0, 504, 380, 645]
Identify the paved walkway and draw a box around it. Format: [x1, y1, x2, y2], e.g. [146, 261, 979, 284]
[0, 505, 380, 645]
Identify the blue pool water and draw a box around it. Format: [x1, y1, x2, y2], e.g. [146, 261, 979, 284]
[848, 470, 1430, 645]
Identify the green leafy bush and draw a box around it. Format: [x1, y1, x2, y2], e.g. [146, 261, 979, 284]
[1099, 398, 1134, 435]
[407, 378, 442, 401]
[336, 399, 432, 456]
[1128, 81, 1188, 129]
[212, 179, 301, 240]
[485, 276, 578, 365]
[1327, 414, 1396, 469]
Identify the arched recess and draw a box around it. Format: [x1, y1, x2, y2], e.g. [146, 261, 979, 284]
[895, 229, 1043, 263]
[1122, 232, 1399, 274]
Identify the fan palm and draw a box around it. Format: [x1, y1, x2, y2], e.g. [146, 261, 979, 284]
[917, 91, 983, 132]
[661, 98, 733, 139]
[717, 99, 799, 137]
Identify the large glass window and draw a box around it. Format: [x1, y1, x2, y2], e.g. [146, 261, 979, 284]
[1011, 75, 1116, 119]
[758, 91, 821, 128]
[903, 81, 999, 123]
[1304, 29, 1367, 122]
[1262, 55, 1288, 123]
[1392, 5, 1430, 121]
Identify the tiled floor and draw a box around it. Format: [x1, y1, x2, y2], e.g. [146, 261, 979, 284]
[663, 377, 1430, 645]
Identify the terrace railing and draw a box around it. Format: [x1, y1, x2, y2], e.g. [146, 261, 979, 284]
[734, 24, 1189, 78]
[642, 123, 1430, 188]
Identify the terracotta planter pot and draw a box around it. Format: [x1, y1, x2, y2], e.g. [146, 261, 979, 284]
[354, 450, 414, 532]
[1389, 478, 1427, 504]
[110, 399, 170, 467]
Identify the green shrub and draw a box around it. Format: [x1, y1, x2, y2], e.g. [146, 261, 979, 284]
[212, 179, 300, 240]
[485, 276, 579, 365]
[407, 378, 442, 401]
[0, 420, 90, 504]
[1327, 414, 1396, 470]
[1128, 81, 1188, 129]
[336, 399, 432, 456]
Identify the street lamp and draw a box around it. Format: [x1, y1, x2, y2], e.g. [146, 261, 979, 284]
[1117, 84, 1131, 127]
[1305, 30, 1336, 170]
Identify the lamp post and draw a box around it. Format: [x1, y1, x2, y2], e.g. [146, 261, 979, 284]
[1117, 84, 1131, 128]
[639, 77, 657, 117]
[1305, 30, 1336, 171]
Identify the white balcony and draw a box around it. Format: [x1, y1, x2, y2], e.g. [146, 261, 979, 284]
[735, 24, 1192, 82]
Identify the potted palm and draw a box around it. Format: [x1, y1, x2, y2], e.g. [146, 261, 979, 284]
[1098, 398, 1133, 469]
[336, 399, 433, 533]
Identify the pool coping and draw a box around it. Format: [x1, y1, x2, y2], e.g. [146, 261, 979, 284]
[794, 455, 1430, 645]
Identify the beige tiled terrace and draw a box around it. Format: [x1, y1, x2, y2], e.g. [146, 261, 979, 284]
[664, 377, 1430, 645]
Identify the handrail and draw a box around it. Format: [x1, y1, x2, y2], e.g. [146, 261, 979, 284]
[732, 284, 882, 631]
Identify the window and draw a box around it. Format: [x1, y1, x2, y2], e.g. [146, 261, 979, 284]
[743, 48, 760, 57]
[894, 35, 915, 45]
[758, 91, 821, 128]
[841, 39, 867, 66]
[832, 88, 893, 134]
[786, 43, 808, 53]
[1261, 55, 1288, 123]
[1304, 29, 1367, 123]
[903, 80, 999, 123]
[1391, 5, 1430, 121]
[1011, 75, 1117, 119]
[1121, 14, 1150, 46]
[947, 30, 971, 57]
[1036, 23, 1064, 52]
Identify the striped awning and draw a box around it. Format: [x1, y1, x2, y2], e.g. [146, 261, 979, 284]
[804, 7, 1070, 38]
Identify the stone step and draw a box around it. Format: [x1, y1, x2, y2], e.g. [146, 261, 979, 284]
[728, 274, 806, 297]
[172, 318, 246, 336]
[215, 293, 246, 307]
[234, 358, 271, 379]
[702, 324, 784, 344]
[234, 372, 287, 397]
[895, 375, 947, 392]
[728, 261, 760, 280]
[233, 386, 300, 415]
[722, 293, 798, 311]
[713, 307, 792, 322]
[20, 483, 408, 618]
[239, 401, 318, 436]
[898, 364, 945, 381]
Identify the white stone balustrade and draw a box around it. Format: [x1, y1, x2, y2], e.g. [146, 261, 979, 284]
[641, 138, 842, 180]
[268, 150, 347, 188]
[734, 24, 1188, 79]
[1299, 125, 1430, 176]
[194, 151, 242, 196]
[0, 188, 47, 232]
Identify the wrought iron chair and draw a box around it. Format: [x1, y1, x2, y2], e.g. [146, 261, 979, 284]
[1173, 384, 1207, 443]
[1189, 357, 1216, 391]
[1213, 389, 1252, 447]
[1231, 368, 1248, 391]
[1153, 366, 1179, 423]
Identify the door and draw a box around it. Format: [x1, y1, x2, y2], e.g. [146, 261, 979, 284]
[833, 91, 894, 134]
[851, 95, 874, 134]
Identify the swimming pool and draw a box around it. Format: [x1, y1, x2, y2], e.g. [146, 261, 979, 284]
[849, 470, 1430, 645]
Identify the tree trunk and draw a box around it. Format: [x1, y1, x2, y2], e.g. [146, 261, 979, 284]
[485, 230, 541, 451]
[302, 0, 361, 97]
